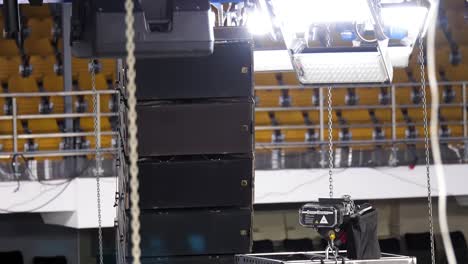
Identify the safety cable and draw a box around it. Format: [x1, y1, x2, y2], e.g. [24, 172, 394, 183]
[418, 34, 436, 264]
[91, 59, 104, 264]
[326, 24, 334, 199]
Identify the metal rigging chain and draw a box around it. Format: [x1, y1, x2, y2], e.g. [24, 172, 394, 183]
[326, 24, 334, 199]
[418, 37, 436, 264]
[91, 59, 104, 264]
[324, 24, 338, 262]
[124, 0, 141, 263]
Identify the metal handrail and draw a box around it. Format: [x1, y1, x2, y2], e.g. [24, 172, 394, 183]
[255, 103, 465, 112]
[0, 148, 118, 159]
[255, 120, 464, 131]
[0, 131, 118, 140]
[0, 90, 118, 98]
[255, 82, 468, 155]
[0, 90, 120, 159]
[256, 137, 467, 149]
[0, 83, 466, 157]
[0, 112, 118, 121]
[255, 81, 468, 90]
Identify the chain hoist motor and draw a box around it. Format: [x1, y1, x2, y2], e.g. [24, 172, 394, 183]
[299, 195, 381, 260]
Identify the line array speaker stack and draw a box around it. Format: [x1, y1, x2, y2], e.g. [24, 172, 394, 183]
[118, 27, 254, 264]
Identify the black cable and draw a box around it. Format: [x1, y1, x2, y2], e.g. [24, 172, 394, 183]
[2, 178, 71, 209]
[0, 179, 72, 213]
[354, 22, 377, 43]
[0, 157, 102, 212]
[36, 159, 94, 186]
[10, 153, 94, 186]
[10, 153, 22, 192]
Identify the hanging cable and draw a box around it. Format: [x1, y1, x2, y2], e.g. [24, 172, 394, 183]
[418, 32, 436, 264]
[124, 0, 141, 264]
[426, 0, 457, 263]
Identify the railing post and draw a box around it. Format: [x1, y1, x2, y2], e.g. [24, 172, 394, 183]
[12, 97, 19, 176]
[463, 82, 468, 162]
[319, 87, 326, 167]
[390, 85, 398, 166]
[391, 85, 397, 143]
[62, 3, 74, 132]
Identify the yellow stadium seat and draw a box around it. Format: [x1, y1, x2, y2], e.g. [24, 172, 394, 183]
[440, 107, 464, 121]
[394, 86, 415, 105]
[8, 75, 39, 93]
[256, 130, 273, 143]
[24, 38, 54, 56]
[328, 88, 348, 107]
[27, 17, 53, 39]
[0, 120, 16, 136]
[255, 72, 300, 86]
[0, 139, 27, 153]
[77, 73, 108, 90]
[357, 87, 381, 105]
[444, 64, 468, 81]
[349, 127, 374, 140]
[82, 94, 113, 113]
[0, 57, 21, 81]
[36, 138, 62, 151]
[30, 55, 56, 78]
[393, 69, 409, 83]
[27, 118, 59, 134]
[255, 112, 271, 126]
[275, 111, 307, 125]
[8, 76, 41, 114]
[72, 58, 116, 79]
[43, 75, 65, 113]
[21, 5, 51, 19]
[337, 109, 371, 123]
[289, 89, 314, 107]
[255, 90, 281, 107]
[283, 129, 307, 141]
[0, 39, 19, 57]
[79, 116, 112, 132]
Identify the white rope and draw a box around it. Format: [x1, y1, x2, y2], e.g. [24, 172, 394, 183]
[426, 1, 456, 263]
[124, 0, 141, 263]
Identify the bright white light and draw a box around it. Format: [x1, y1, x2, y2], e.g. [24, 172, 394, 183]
[272, 0, 371, 26]
[267, 0, 427, 37]
[270, 0, 373, 49]
[247, 9, 271, 35]
[292, 51, 393, 84]
[381, 6, 428, 37]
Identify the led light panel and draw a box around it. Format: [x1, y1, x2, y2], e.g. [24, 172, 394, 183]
[292, 51, 393, 84]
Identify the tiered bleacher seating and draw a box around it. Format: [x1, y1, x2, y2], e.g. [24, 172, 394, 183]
[0, 5, 116, 158]
[254, 0, 468, 154]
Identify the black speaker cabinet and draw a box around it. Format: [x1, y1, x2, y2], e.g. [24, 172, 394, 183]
[135, 27, 252, 100]
[130, 209, 252, 257]
[71, 0, 214, 58]
[136, 100, 253, 156]
[138, 156, 253, 209]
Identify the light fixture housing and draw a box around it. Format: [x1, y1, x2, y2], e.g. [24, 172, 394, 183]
[292, 44, 393, 84]
[260, 0, 431, 84]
